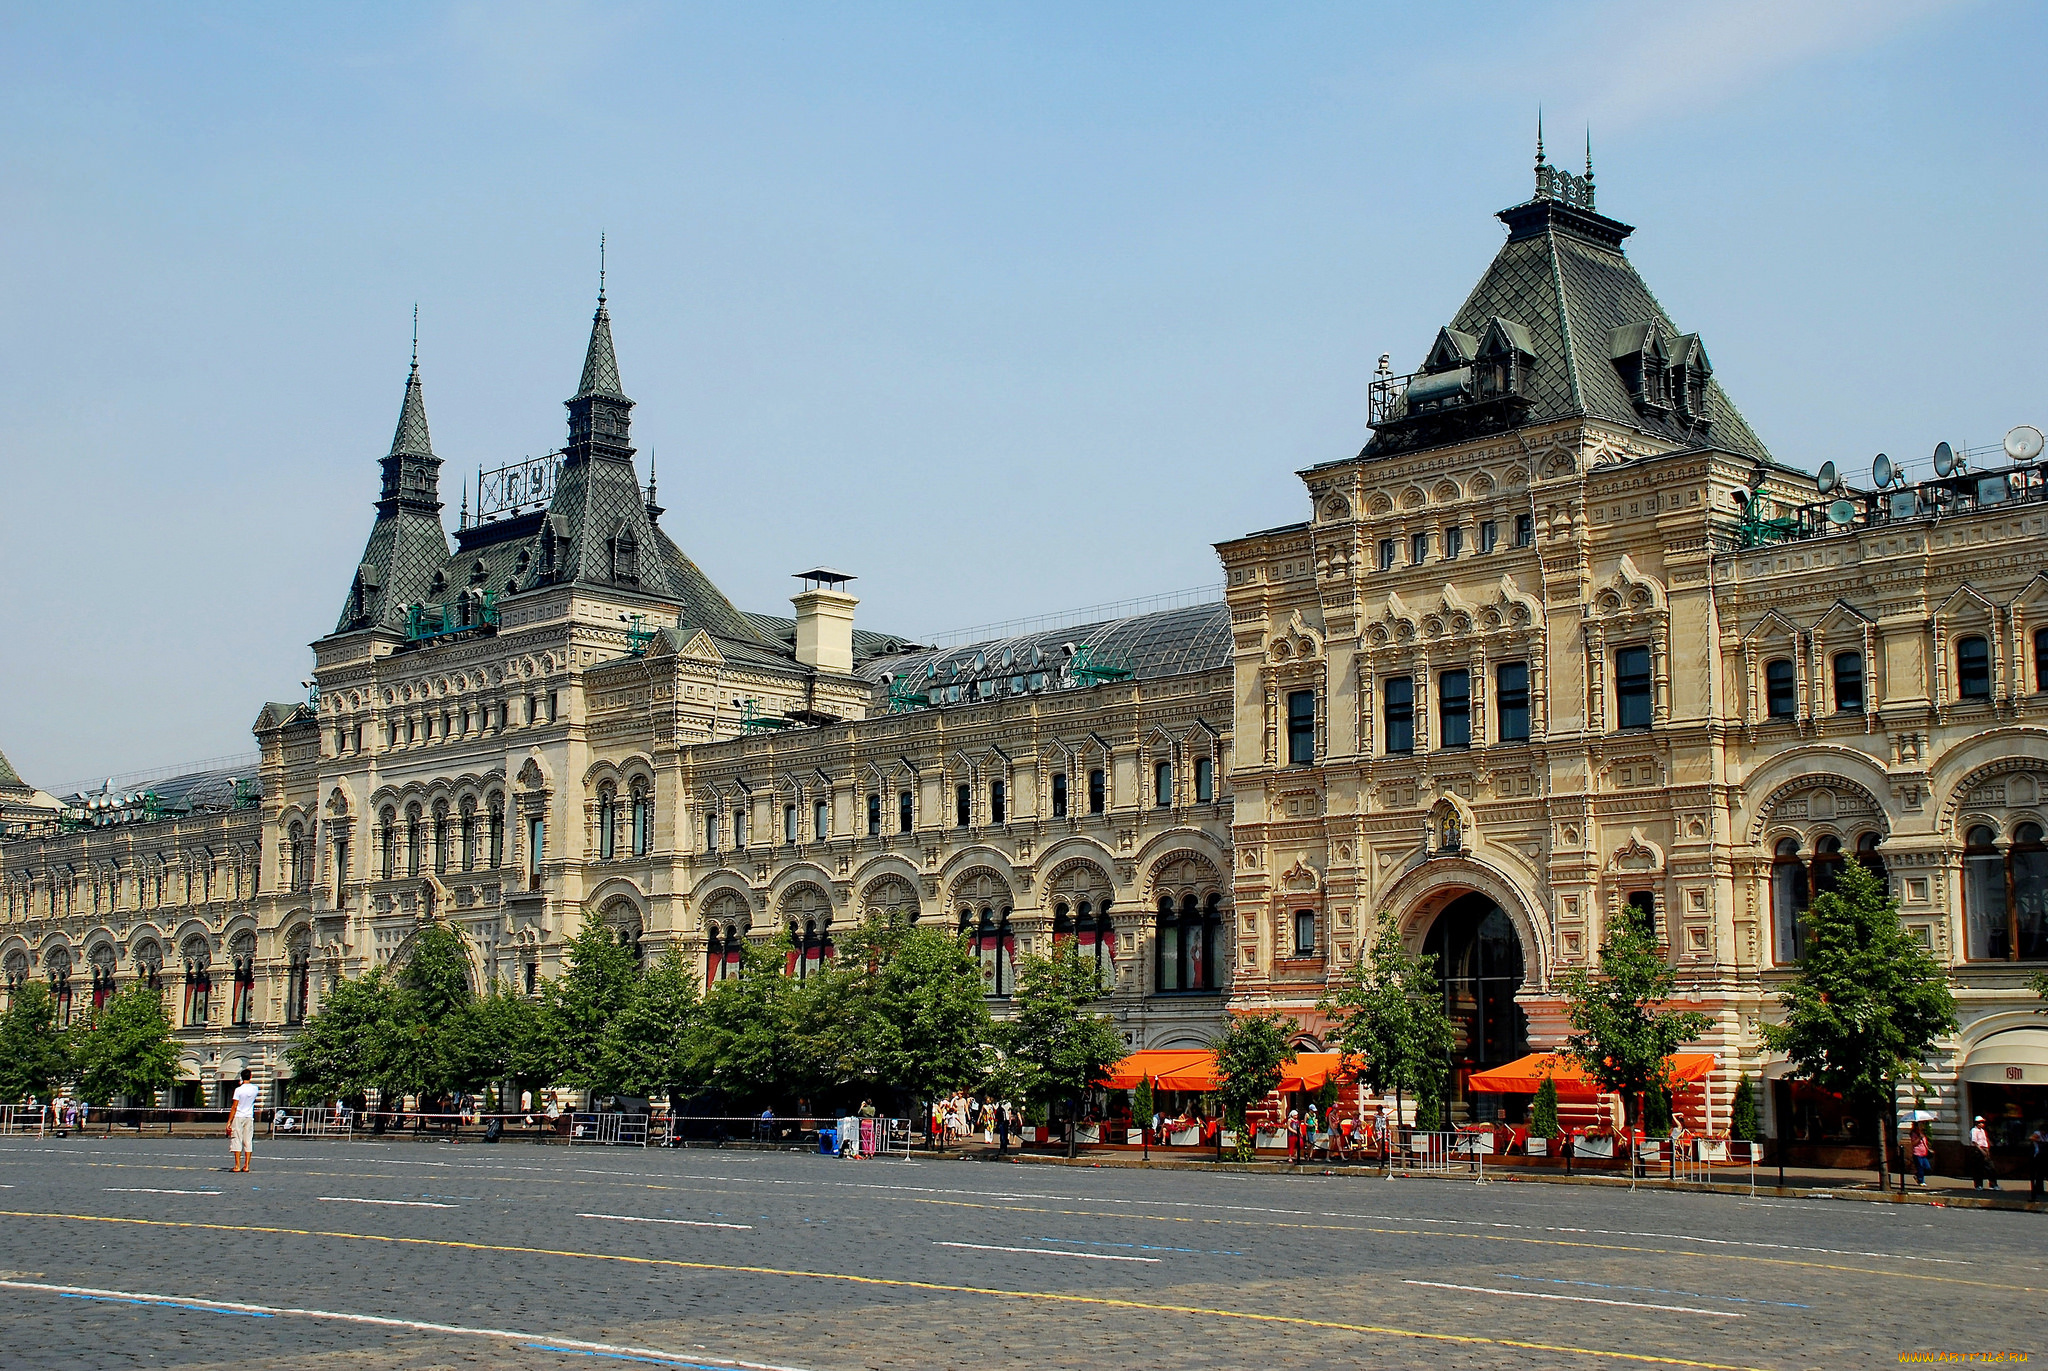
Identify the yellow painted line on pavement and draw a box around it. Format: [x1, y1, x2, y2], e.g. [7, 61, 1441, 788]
[0, 1208, 1779, 1371]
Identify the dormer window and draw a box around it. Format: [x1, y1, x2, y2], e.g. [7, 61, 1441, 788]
[430, 571, 447, 598]
[469, 559, 487, 585]
[609, 526, 639, 583]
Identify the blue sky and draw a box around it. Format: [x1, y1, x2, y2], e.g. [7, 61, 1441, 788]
[2, 0, 2038, 791]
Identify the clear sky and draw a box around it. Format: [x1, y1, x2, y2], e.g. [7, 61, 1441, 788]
[3, 0, 2039, 793]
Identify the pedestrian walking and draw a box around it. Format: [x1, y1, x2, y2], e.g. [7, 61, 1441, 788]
[1970, 1115, 2000, 1191]
[1909, 1123, 1932, 1186]
[2027, 1123, 2048, 1201]
[227, 1069, 259, 1173]
[995, 1103, 1011, 1155]
[1285, 1109, 1302, 1164]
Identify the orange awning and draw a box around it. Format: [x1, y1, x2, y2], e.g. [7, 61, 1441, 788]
[1278, 1052, 1357, 1093]
[1103, 1049, 1212, 1091]
[1466, 1052, 1717, 1098]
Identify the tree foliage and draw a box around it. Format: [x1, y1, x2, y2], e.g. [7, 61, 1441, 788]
[1318, 913, 1456, 1127]
[1213, 1013, 1298, 1135]
[285, 967, 402, 1103]
[600, 942, 702, 1098]
[852, 921, 995, 1105]
[72, 985, 179, 1106]
[1530, 1075, 1560, 1140]
[1559, 918, 1712, 1135]
[0, 982, 72, 1102]
[1730, 1074, 1758, 1142]
[1760, 858, 1956, 1186]
[1002, 939, 1123, 1155]
[543, 917, 644, 1094]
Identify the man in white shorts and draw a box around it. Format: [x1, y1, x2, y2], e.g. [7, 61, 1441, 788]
[228, 1069, 259, 1173]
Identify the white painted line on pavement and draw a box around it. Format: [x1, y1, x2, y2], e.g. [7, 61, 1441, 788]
[581, 1212, 752, 1230]
[317, 1196, 458, 1208]
[937, 1241, 1159, 1263]
[104, 1188, 221, 1196]
[1403, 1280, 1741, 1318]
[0, 1278, 810, 1371]
[1320, 1211, 1971, 1265]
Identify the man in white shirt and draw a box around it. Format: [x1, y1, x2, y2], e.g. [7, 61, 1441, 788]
[1970, 1115, 2001, 1191]
[228, 1069, 260, 1173]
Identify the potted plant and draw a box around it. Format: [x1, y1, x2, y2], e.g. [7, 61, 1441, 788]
[1527, 1076, 1559, 1157]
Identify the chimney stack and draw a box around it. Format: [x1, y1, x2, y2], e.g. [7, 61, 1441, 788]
[791, 568, 858, 674]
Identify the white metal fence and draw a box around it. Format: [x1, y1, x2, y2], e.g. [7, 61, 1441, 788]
[0, 1105, 47, 1136]
[1397, 1129, 1484, 1179]
[269, 1107, 353, 1139]
[569, 1112, 648, 1146]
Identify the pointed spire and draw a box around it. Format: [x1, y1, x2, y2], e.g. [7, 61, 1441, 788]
[459, 480, 469, 530]
[1584, 128, 1596, 207]
[574, 241, 625, 401]
[645, 449, 663, 524]
[389, 354, 433, 459]
[1535, 108, 1546, 172]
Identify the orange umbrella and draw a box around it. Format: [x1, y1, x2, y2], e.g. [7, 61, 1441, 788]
[1466, 1051, 1716, 1098]
[1101, 1049, 1212, 1091]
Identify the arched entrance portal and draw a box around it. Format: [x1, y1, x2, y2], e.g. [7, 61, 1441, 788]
[1422, 891, 1529, 1120]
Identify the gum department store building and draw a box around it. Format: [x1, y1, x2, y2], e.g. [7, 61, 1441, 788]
[6, 162, 2046, 1157]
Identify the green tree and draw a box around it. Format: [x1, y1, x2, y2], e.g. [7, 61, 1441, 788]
[1560, 919, 1712, 1145]
[384, 922, 477, 1101]
[284, 968, 402, 1104]
[0, 982, 72, 1102]
[1530, 1075, 1561, 1141]
[1761, 858, 1957, 1191]
[600, 942, 703, 1098]
[1213, 1013, 1298, 1160]
[1730, 1074, 1758, 1142]
[1001, 939, 1124, 1157]
[683, 935, 805, 1108]
[543, 917, 644, 1097]
[1133, 1073, 1154, 1129]
[854, 921, 994, 1108]
[1318, 914, 1456, 1139]
[71, 985, 178, 1106]
[439, 980, 544, 1102]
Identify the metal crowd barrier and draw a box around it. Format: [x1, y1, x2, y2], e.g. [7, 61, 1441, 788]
[1397, 1129, 1484, 1180]
[569, 1112, 648, 1147]
[269, 1107, 354, 1139]
[0, 1105, 47, 1136]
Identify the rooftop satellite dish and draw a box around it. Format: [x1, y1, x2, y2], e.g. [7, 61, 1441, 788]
[1827, 499, 1856, 526]
[1817, 461, 1837, 494]
[1873, 453, 1895, 488]
[2007, 425, 2045, 462]
[1933, 441, 1956, 478]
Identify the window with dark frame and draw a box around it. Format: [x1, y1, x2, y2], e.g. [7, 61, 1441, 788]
[1378, 539, 1396, 572]
[1194, 756, 1214, 804]
[1384, 676, 1414, 754]
[1624, 889, 1656, 936]
[1287, 689, 1317, 765]
[1154, 761, 1172, 807]
[867, 792, 881, 836]
[784, 803, 798, 845]
[1444, 525, 1464, 559]
[2036, 627, 2048, 693]
[898, 790, 914, 833]
[1615, 646, 1653, 729]
[1514, 513, 1534, 547]
[1765, 658, 1797, 718]
[1832, 651, 1865, 713]
[1479, 520, 1498, 554]
[990, 780, 1006, 826]
[1957, 635, 1992, 700]
[1088, 768, 1105, 814]
[1496, 661, 1530, 741]
[1051, 772, 1067, 818]
[814, 799, 828, 841]
[1410, 531, 1428, 565]
[1965, 822, 2048, 960]
[956, 783, 971, 828]
[1439, 669, 1470, 748]
[1293, 909, 1316, 957]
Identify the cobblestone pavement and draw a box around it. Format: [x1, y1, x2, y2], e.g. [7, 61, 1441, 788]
[0, 1136, 2039, 1369]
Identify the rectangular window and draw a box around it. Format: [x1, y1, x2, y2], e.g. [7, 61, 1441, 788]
[867, 793, 881, 837]
[1410, 531, 1428, 565]
[1154, 761, 1172, 807]
[526, 816, 544, 889]
[784, 803, 798, 845]
[990, 780, 1006, 825]
[706, 811, 720, 851]
[1287, 689, 1316, 765]
[1957, 635, 1991, 700]
[1616, 646, 1653, 729]
[1384, 677, 1414, 755]
[1765, 658, 1796, 718]
[815, 799, 829, 841]
[956, 783, 972, 828]
[1496, 661, 1530, 742]
[898, 790, 914, 833]
[1194, 756, 1214, 803]
[1514, 513, 1534, 547]
[1051, 772, 1068, 818]
[1479, 520, 1498, 554]
[1293, 909, 1316, 957]
[1625, 889, 1656, 936]
[1378, 539, 1395, 572]
[1088, 769, 1105, 815]
[1444, 525, 1464, 560]
[2036, 627, 2048, 693]
[489, 810, 504, 867]
[733, 809, 748, 847]
[1439, 669, 1470, 748]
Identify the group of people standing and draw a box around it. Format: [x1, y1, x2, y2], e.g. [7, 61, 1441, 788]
[932, 1094, 1019, 1152]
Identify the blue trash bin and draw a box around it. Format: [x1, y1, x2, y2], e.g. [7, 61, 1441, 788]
[818, 1127, 837, 1156]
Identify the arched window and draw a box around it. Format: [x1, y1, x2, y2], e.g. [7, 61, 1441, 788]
[406, 805, 423, 878]
[1772, 837, 1809, 963]
[1764, 658, 1797, 718]
[380, 808, 397, 881]
[229, 931, 256, 1027]
[1855, 831, 1886, 887]
[287, 823, 306, 891]
[813, 798, 828, 842]
[46, 946, 73, 1027]
[705, 893, 749, 982]
[1966, 822, 2048, 961]
[1832, 652, 1864, 713]
[432, 801, 450, 874]
[1155, 893, 1223, 993]
[632, 782, 653, 857]
[1810, 834, 1844, 900]
[460, 797, 478, 872]
[284, 930, 312, 1025]
[597, 784, 617, 861]
[961, 903, 1016, 996]
[487, 793, 506, 868]
[89, 943, 117, 1014]
[134, 940, 162, 992]
[1956, 635, 1991, 700]
[182, 938, 212, 1027]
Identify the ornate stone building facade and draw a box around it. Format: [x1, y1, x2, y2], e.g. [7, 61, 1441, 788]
[4, 161, 2044, 1147]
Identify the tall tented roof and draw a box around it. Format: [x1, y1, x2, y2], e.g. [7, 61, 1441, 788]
[389, 362, 433, 458]
[0, 747, 27, 794]
[575, 295, 625, 400]
[1362, 174, 1770, 464]
[856, 601, 1231, 709]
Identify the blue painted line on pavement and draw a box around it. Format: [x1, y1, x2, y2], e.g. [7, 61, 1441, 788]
[1496, 1274, 1810, 1308]
[62, 1292, 274, 1318]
